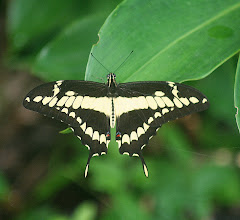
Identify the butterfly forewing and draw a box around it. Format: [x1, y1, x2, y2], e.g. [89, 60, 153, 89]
[23, 80, 111, 176]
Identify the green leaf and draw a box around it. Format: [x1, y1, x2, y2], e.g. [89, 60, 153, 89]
[59, 127, 73, 134]
[33, 14, 106, 81]
[7, 0, 83, 52]
[86, 0, 240, 83]
[33, 0, 122, 81]
[188, 57, 236, 125]
[235, 54, 240, 132]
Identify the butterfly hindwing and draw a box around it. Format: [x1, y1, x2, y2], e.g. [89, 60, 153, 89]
[23, 80, 111, 176]
[115, 109, 160, 177]
[115, 81, 209, 176]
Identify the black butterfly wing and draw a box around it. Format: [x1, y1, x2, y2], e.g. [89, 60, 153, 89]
[115, 81, 209, 177]
[23, 80, 110, 177]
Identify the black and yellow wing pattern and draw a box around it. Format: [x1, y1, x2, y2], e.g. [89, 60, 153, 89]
[23, 76, 209, 177]
[115, 81, 209, 176]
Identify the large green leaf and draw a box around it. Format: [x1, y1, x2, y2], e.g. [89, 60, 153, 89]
[235, 55, 240, 132]
[188, 58, 236, 125]
[86, 0, 240, 83]
[33, 1, 122, 81]
[33, 15, 105, 81]
[7, 0, 83, 52]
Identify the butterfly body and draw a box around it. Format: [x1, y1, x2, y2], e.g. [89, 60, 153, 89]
[23, 73, 209, 177]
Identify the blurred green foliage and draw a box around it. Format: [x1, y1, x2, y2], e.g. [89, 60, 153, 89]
[0, 173, 10, 200]
[3, 0, 240, 219]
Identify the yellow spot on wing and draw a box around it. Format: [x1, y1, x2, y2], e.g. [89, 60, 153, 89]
[25, 97, 30, 102]
[33, 96, 42, 102]
[189, 97, 199, 104]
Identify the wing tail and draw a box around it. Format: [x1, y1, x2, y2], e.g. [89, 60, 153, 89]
[139, 152, 149, 177]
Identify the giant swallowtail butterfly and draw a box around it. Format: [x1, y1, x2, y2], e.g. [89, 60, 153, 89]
[23, 72, 209, 177]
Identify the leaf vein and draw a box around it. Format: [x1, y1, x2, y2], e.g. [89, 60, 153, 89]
[125, 2, 240, 81]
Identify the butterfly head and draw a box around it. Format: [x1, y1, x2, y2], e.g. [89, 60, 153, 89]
[107, 73, 117, 87]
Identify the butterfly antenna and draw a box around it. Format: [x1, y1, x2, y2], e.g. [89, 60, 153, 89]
[91, 53, 111, 73]
[114, 50, 134, 73]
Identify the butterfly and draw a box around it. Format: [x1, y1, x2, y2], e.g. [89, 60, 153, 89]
[23, 72, 209, 177]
